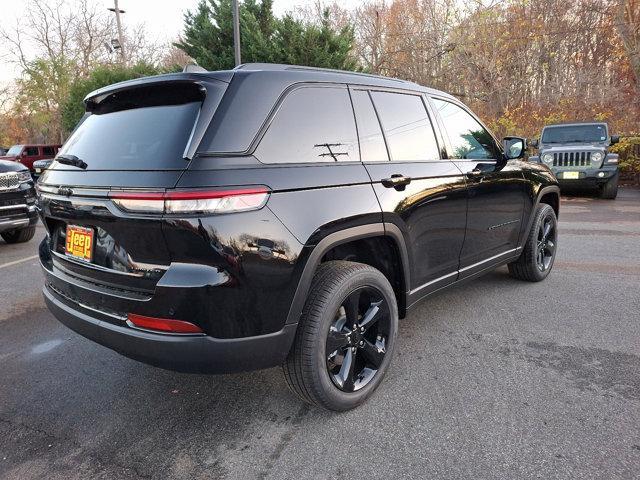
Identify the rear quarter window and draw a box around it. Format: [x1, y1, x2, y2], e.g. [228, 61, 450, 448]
[255, 86, 358, 164]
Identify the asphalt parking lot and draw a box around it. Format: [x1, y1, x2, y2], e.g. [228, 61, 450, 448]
[1, 188, 639, 480]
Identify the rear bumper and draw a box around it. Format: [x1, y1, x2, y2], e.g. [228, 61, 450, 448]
[43, 284, 297, 374]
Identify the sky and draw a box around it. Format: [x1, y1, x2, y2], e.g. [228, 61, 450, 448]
[0, 0, 364, 86]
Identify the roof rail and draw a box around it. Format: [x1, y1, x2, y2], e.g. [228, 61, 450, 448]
[234, 62, 413, 85]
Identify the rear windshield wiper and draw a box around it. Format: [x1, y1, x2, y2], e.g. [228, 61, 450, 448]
[55, 154, 87, 170]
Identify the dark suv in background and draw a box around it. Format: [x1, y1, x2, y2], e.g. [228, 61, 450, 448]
[0, 159, 38, 243]
[38, 64, 559, 411]
[530, 122, 620, 198]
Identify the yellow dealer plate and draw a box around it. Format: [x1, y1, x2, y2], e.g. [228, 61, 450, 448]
[65, 225, 94, 262]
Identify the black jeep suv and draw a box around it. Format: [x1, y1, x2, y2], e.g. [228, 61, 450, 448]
[38, 64, 559, 411]
[0, 159, 38, 243]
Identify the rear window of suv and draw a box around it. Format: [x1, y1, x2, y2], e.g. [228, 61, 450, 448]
[58, 84, 204, 171]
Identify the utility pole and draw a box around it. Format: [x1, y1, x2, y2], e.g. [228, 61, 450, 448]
[108, 0, 126, 64]
[231, 0, 241, 66]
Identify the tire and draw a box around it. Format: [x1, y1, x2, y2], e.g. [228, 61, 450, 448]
[600, 174, 618, 199]
[283, 260, 398, 411]
[1, 226, 36, 244]
[508, 203, 557, 282]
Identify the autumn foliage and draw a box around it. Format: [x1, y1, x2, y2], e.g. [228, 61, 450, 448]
[350, 0, 639, 139]
[1, 0, 639, 181]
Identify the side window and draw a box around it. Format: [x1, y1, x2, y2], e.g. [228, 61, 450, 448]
[432, 98, 498, 160]
[370, 91, 439, 161]
[256, 87, 358, 164]
[350, 89, 388, 162]
[42, 146, 55, 156]
[25, 147, 39, 156]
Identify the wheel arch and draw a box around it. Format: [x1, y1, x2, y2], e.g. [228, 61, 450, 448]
[519, 185, 560, 250]
[285, 223, 411, 325]
[539, 187, 560, 218]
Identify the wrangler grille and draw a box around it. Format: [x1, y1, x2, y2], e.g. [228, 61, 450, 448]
[0, 173, 19, 191]
[553, 152, 592, 168]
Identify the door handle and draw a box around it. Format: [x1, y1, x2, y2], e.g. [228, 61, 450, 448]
[381, 174, 412, 191]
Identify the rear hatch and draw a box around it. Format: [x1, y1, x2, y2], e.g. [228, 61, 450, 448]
[38, 75, 229, 293]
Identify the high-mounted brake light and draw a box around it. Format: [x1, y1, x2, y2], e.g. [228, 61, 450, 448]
[109, 187, 270, 215]
[127, 313, 204, 334]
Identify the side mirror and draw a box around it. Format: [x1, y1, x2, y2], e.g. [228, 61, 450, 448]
[610, 135, 620, 145]
[503, 136, 526, 160]
[529, 138, 539, 149]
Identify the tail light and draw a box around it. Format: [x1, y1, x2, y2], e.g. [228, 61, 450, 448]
[110, 187, 270, 215]
[127, 313, 204, 334]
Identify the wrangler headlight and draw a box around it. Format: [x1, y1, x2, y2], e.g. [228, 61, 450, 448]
[541, 153, 553, 164]
[591, 151, 603, 165]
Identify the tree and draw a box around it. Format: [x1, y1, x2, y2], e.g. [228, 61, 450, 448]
[175, 0, 356, 70]
[60, 63, 161, 133]
[616, 0, 640, 86]
[0, 0, 170, 143]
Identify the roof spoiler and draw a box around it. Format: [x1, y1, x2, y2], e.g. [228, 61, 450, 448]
[183, 64, 208, 73]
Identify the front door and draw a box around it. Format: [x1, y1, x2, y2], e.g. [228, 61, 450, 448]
[429, 97, 526, 279]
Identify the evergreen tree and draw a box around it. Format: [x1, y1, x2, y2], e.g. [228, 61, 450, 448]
[61, 63, 160, 133]
[175, 0, 356, 71]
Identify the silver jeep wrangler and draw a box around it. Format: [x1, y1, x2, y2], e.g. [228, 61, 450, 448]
[530, 122, 620, 199]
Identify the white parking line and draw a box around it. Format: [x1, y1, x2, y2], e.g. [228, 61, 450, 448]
[0, 255, 39, 270]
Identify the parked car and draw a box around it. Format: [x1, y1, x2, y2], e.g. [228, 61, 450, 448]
[37, 64, 560, 411]
[32, 158, 54, 182]
[0, 144, 61, 173]
[530, 122, 620, 199]
[0, 147, 8, 156]
[0, 159, 38, 243]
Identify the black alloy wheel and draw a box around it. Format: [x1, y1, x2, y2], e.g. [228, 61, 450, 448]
[325, 287, 391, 392]
[283, 261, 398, 411]
[536, 215, 556, 272]
[508, 203, 558, 282]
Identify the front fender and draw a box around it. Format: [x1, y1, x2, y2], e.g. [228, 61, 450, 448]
[605, 153, 619, 168]
[519, 184, 560, 250]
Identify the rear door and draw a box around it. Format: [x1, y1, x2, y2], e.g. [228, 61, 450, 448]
[429, 96, 526, 278]
[38, 79, 228, 292]
[354, 88, 468, 300]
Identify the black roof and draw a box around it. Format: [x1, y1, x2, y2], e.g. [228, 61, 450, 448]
[83, 63, 459, 155]
[85, 63, 456, 103]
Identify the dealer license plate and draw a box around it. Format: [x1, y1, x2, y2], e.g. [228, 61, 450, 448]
[65, 225, 94, 262]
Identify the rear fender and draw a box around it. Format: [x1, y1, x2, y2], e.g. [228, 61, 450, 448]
[285, 223, 410, 325]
